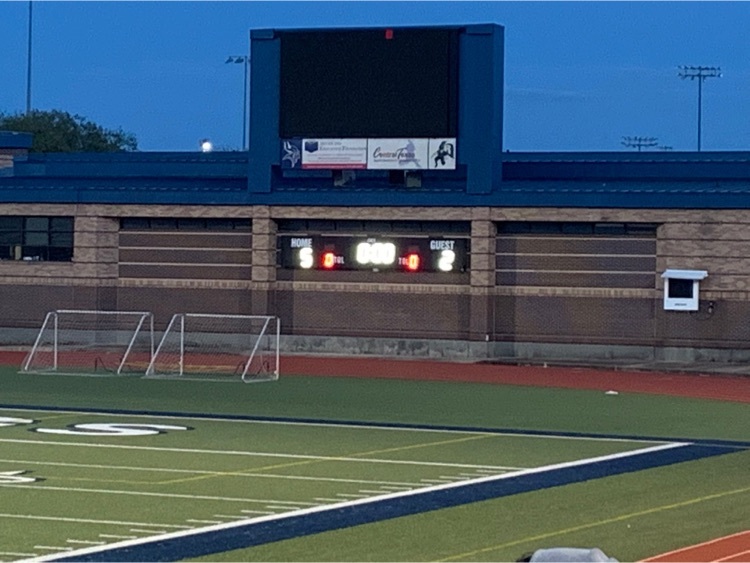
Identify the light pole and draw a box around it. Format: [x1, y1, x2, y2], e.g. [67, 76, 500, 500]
[26, 0, 33, 113]
[678, 66, 721, 152]
[621, 136, 658, 152]
[226, 55, 249, 150]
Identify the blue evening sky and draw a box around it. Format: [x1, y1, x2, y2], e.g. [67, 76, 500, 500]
[1, 1, 748, 153]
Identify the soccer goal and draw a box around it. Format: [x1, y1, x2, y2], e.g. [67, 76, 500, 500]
[145, 314, 280, 383]
[21, 310, 155, 376]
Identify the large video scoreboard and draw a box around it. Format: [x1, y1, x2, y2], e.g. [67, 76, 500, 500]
[277, 27, 460, 171]
[278, 27, 459, 139]
[248, 23, 504, 191]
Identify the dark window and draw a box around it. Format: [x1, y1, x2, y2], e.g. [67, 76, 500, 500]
[277, 219, 470, 235]
[0, 216, 74, 262]
[120, 218, 251, 231]
[498, 222, 658, 236]
[177, 218, 208, 230]
[668, 279, 694, 299]
[120, 218, 150, 230]
[151, 218, 178, 230]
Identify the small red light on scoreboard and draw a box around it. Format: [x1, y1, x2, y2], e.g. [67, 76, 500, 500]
[322, 252, 336, 269]
[385, 28, 394, 40]
[405, 253, 420, 271]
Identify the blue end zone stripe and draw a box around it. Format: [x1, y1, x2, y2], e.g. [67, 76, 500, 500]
[47, 443, 732, 562]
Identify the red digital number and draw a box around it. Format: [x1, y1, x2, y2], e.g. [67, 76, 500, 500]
[405, 253, 420, 272]
[322, 252, 336, 269]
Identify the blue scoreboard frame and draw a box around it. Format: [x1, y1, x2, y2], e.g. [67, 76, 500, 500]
[247, 24, 505, 196]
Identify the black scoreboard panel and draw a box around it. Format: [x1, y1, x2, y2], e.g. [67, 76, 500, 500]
[279, 235, 468, 273]
[278, 28, 459, 138]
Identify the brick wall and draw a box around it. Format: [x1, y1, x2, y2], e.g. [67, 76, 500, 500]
[1, 202, 749, 354]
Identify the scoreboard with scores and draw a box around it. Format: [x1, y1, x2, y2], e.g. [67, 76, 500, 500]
[279, 236, 468, 273]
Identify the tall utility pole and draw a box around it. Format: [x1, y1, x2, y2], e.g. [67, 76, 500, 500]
[678, 66, 721, 152]
[26, 0, 33, 113]
[225, 55, 249, 150]
[621, 136, 658, 152]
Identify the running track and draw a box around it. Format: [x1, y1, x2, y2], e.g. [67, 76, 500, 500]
[3, 350, 749, 403]
[642, 530, 750, 562]
[282, 356, 750, 404]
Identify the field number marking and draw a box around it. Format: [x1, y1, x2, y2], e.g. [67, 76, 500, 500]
[33, 423, 191, 436]
[0, 470, 39, 484]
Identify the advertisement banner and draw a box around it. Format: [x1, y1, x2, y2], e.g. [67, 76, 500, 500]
[281, 138, 457, 171]
[367, 139, 429, 169]
[302, 139, 368, 169]
[428, 138, 457, 170]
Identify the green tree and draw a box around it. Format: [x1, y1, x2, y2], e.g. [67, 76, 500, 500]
[0, 110, 138, 152]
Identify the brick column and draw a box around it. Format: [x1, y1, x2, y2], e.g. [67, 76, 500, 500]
[250, 206, 277, 315]
[76, 216, 119, 310]
[469, 209, 496, 342]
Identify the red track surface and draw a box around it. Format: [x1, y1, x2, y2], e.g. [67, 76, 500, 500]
[281, 356, 750, 404]
[642, 530, 750, 562]
[3, 350, 749, 403]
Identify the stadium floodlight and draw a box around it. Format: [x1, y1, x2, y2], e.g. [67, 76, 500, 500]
[678, 65, 721, 151]
[200, 139, 213, 153]
[621, 136, 658, 152]
[225, 54, 250, 150]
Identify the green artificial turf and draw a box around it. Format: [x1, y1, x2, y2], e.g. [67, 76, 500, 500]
[1, 367, 748, 442]
[1, 365, 748, 562]
[190, 450, 750, 562]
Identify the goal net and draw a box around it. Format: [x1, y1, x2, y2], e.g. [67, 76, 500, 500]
[145, 314, 280, 383]
[21, 310, 155, 376]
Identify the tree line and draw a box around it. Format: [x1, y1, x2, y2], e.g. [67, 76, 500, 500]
[0, 110, 137, 152]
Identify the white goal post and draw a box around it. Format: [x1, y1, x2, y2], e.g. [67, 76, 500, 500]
[21, 310, 155, 376]
[145, 314, 280, 383]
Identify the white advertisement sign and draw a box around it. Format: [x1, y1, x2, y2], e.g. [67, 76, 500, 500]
[366, 138, 457, 170]
[367, 138, 429, 170]
[301, 139, 368, 169]
[428, 138, 457, 170]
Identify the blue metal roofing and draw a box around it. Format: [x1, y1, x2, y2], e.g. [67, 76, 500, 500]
[0, 131, 33, 149]
[1, 149, 750, 209]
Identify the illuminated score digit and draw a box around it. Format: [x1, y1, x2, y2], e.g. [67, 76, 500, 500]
[437, 249, 456, 272]
[322, 252, 336, 269]
[406, 253, 420, 271]
[298, 247, 314, 269]
[356, 241, 396, 266]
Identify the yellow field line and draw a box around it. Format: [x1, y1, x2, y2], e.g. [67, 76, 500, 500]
[439, 485, 750, 561]
[156, 433, 495, 486]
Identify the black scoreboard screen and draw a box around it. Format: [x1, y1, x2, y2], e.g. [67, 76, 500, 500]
[280, 236, 468, 273]
[278, 28, 459, 138]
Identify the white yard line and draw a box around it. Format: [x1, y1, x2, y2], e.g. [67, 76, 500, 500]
[65, 540, 104, 546]
[23, 442, 691, 563]
[0, 407, 669, 444]
[0, 439, 529, 470]
[0, 513, 191, 528]
[0, 483, 404, 506]
[0, 457, 430, 485]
